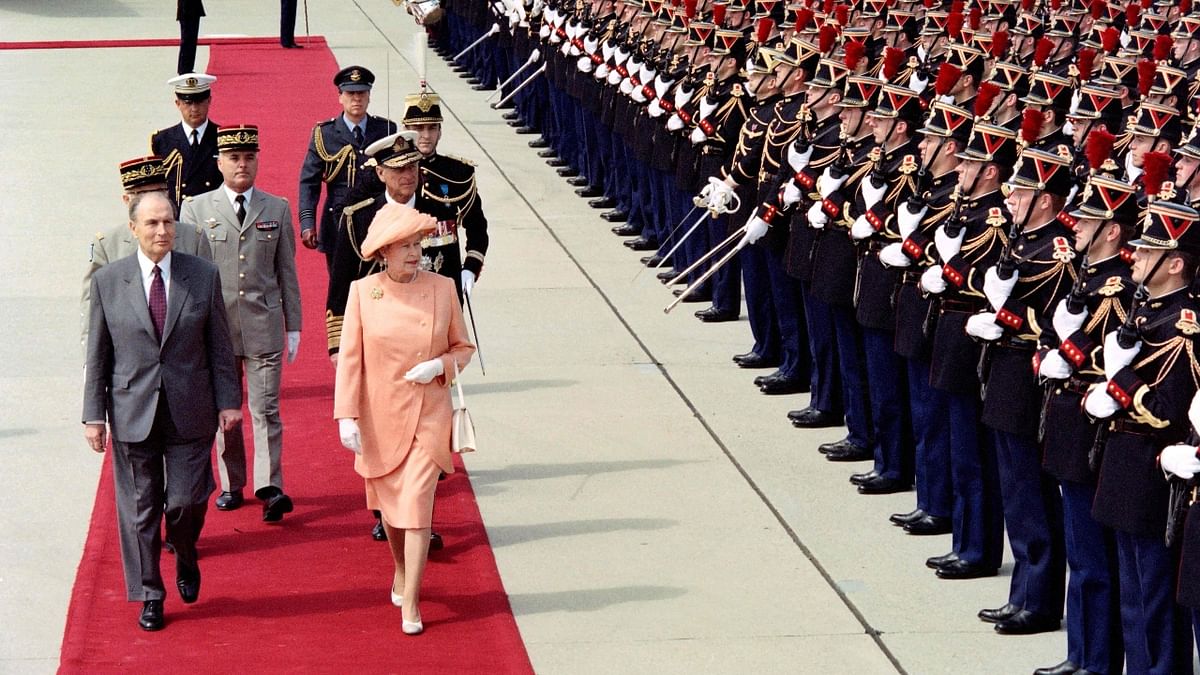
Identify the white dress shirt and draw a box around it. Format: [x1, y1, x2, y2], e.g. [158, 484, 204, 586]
[384, 191, 417, 207]
[136, 249, 172, 306]
[181, 119, 210, 146]
[222, 185, 255, 215]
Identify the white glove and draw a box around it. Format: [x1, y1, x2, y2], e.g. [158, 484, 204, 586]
[908, 71, 928, 94]
[1102, 331, 1141, 380]
[983, 266, 1018, 312]
[1062, 119, 1075, 137]
[851, 214, 875, 240]
[920, 265, 947, 294]
[595, 63, 610, 79]
[741, 216, 769, 245]
[577, 56, 593, 73]
[1189, 391, 1200, 434]
[878, 242, 911, 268]
[461, 270, 476, 297]
[338, 418, 361, 454]
[861, 175, 887, 209]
[787, 142, 814, 172]
[286, 331, 300, 364]
[701, 176, 734, 210]
[404, 358, 445, 384]
[965, 312, 1004, 340]
[1052, 299, 1088, 340]
[896, 201, 927, 239]
[817, 166, 848, 198]
[933, 225, 965, 261]
[781, 181, 802, 206]
[1038, 349, 1072, 380]
[807, 201, 828, 229]
[1084, 385, 1121, 419]
[648, 98, 664, 117]
[690, 126, 708, 144]
[1162, 444, 1200, 480]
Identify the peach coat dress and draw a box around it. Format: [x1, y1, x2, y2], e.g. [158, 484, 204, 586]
[333, 269, 475, 528]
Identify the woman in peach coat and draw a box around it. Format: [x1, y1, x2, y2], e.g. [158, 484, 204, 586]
[334, 203, 475, 635]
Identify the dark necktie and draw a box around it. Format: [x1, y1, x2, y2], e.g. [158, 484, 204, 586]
[235, 194, 247, 224]
[149, 265, 167, 340]
[190, 129, 199, 148]
[353, 125, 364, 148]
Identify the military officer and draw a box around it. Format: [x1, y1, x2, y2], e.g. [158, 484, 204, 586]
[150, 73, 222, 211]
[298, 66, 398, 270]
[179, 125, 302, 523]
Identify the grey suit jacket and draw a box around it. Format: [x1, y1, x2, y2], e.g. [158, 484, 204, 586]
[83, 252, 241, 443]
[180, 187, 302, 356]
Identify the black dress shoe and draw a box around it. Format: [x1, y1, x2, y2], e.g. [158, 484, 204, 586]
[640, 254, 662, 265]
[281, 42, 304, 49]
[514, 126, 539, 134]
[978, 603, 1020, 623]
[556, 167, 580, 177]
[819, 438, 862, 455]
[576, 186, 604, 198]
[788, 407, 843, 428]
[936, 559, 999, 580]
[215, 490, 243, 511]
[495, 100, 515, 110]
[260, 490, 294, 522]
[994, 610, 1060, 635]
[827, 444, 874, 462]
[925, 551, 959, 569]
[176, 569, 200, 604]
[528, 138, 550, 148]
[904, 514, 953, 535]
[857, 475, 910, 494]
[471, 83, 495, 91]
[589, 196, 617, 209]
[733, 353, 780, 369]
[754, 370, 783, 387]
[849, 470, 879, 485]
[889, 508, 926, 526]
[656, 269, 677, 282]
[1033, 660, 1080, 675]
[601, 209, 629, 222]
[567, 176, 590, 186]
[695, 307, 738, 322]
[624, 237, 658, 251]
[536, 149, 558, 159]
[612, 224, 641, 236]
[430, 531, 444, 551]
[759, 377, 807, 395]
[503, 111, 520, 121]
[465, 77, 481, 85]
[507, 119, 526, 128]
[545, 158, 568, 167]
[371, 520, 387, 541]
[139, 600, 164, 631]
[673, 288, 711, 302]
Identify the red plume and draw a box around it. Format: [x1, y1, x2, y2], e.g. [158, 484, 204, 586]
[1140, 0, 1152, 9]
[1050, 0, 1060, 9]
[951, 0, 964, 13]
[845, 39, 866, 70]
[1143, 152, 1171, 197]
[935, 62, 963, 95]
[823, 0, 834, 15]
[1154, 35, 1173, 62]
[684, 0, 696, 19]
[713, 2, 727, 26]
[923, 0, 935, 8]
[948, 11, 964, 40]
[1021, 0, 1034, 11]
[975, 81, 1001, 118]
[756, 17, 774, 43]
[1020, 108, 1044, 144]
[969, 7, 982, 30]
[1089, 0, 1104, 20]
[1034, 37, 1054, 67]
[882, 46, 904, 80]
[1101, 26, 1119, 54]
[795, 8, 813, 31]
[1076, 47, 1097, 81]
[1184, 0, 1194, 15]
[835, 4, 849, 26]
[818, 23, 838, 53]
[991, 30, 1010, 59]
[1126, 4, 1141, 29]
[1084, 128, 1116, 171]
[1137, 59, 1157, 97]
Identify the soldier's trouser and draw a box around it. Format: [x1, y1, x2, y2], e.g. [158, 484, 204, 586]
[216, 351, 284, 494]
[945, 391, 1002, 569]
[1061, 479, 1123, 674]
[908, 358, 953, 521]
[863, 327, 911, 482]
[831, 305, 871, 449]
[709, 213, 741, 315]
[1115, 530, 1190, 675]
[800, 282, 840, 414]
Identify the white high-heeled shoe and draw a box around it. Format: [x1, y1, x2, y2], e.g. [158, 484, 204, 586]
[402, 616, 424, 635]
[390, 585, 403, 607]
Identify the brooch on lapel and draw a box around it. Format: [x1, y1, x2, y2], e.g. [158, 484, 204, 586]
[370, 287, 383, 300]
[206, 218, 218, 228]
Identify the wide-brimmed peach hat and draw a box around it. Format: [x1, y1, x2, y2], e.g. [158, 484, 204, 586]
[360, 203, 437, 259]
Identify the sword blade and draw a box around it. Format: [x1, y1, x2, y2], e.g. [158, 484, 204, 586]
[464, 293, 486, 376]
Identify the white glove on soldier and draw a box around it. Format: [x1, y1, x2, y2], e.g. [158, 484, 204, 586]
[690, 126, 708, 144]
[1084, 385, 1121, 419]
[1161, 445, 1200, 480]
[933, 225, 965, 261]
[740, 216, 769, 246]
[461, 270, 476, 297]
[1190, 390, 1200, 434]
[896, 201, 927, 239]
[286, 331, 300, 364]
[1102, 331, 1141, 380]
[817, 166, 848, 198]
[878, 242, 910, 268]
[920, 265, 947, 294]
[787, 142, 814, 172]
[851, 214, 875, 240]
[983, 266, 1018, 312]
[338, 418, 362, 454]
[807, 201, 828, 229]
[667, 114, 684, 131]
[861, 175, 887, 209]
[965, 312, 1003, 341]
[700, 176, 735, 210]
[781, 181, 802, 206]
[1052, 298, 1088, 340]
[1038, 349, 1072, 380]
[404, 358, 445, 384]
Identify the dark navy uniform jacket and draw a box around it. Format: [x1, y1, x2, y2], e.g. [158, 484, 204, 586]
[150, 121, 222, 208]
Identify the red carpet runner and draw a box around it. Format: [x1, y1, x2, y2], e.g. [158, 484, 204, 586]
[59, 37, 533, 674]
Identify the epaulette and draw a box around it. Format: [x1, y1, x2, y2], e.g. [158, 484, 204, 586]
[319, 118, 336, 126]
[1177, 309, 1200, 336]
[1097, 276, 1125, 297]
[442, 153, 477, 168]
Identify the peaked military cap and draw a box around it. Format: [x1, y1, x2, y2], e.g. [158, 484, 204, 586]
[1070, 84, 1122, 121]
[1007, 146, 1072, 193]
[1129, 101, 1182, 143]
[334, 65, 375, 92]
[1176, 125, 1200, 160]
[119, 156, 169, 191]
[919, 101, 974, 142]
[839, 75, 883, 108]
[1022, 70, 1074, 110]
[216, 125, 259, 152]
[1069, 175, 1139, 222]
[364, 130, 421, 169]
[1129, 201, 1200, 253]
[955, 122, 1018, 165]
[867, 84, 925, 124]
[168, 72, 216, 102]
[808, 57, 850, 89]
[402, 91, 443, 126]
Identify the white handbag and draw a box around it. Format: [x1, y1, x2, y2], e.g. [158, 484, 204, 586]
[451, 362, 476, 453]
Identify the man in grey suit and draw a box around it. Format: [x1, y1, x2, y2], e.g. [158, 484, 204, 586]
[83, 190, 241, 631]
[180, 125, 303, 522]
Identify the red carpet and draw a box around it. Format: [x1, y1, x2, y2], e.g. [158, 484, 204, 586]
[59, 37, 533, 674]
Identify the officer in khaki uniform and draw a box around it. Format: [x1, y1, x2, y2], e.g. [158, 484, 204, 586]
[179, 125, 302, 522]
[82, 155, 212, 346]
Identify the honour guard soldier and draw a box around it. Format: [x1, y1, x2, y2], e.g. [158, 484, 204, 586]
[1084, 198, 1200, 675]
[298, 66, 398, 269]
[179, 125, 302, 523]
[82, 156, 213, 346]
[150, 73, 222, 212]
[402, 90, 490, 300]
[965, 147, 1077, 636]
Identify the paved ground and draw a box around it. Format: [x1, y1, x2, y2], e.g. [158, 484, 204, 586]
[0, 2, 1067, 673]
